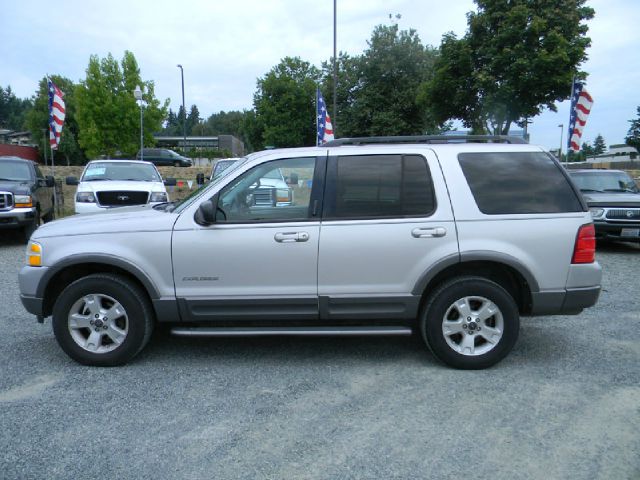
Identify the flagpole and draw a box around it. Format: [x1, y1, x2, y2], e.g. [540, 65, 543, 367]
[567, 75, 576, 163]
[315, 88, 319, 147]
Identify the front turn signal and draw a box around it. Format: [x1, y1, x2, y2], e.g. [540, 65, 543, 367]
[27, 241, 42, 266]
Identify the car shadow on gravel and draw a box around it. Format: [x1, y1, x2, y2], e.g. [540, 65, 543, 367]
[141, 329, 436, 368]
[0, 230, 27, 246]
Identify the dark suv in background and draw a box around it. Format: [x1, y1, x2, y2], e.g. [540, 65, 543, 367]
[0, 156, 55, 241]
[569, 169, 640, 243]
[136, 148, 192, 167]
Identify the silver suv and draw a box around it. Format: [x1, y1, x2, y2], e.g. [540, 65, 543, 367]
[19, 136, 602, 369]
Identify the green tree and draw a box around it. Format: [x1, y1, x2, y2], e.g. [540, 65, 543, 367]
[186, 104, 200, 135]
[422, 0, 594, 134]
[24, 76, 85, 165]
[592, 134, 606, 155]
[323, 25, 440, 137]
[0, 85, 33, 131]
[253, 56, 321, 148]
[75, 51, 168, 158]
[581, 141, 594, 157]
[625, 106, 640, 152]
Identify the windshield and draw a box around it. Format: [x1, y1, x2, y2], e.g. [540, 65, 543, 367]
[570, 171, 639, 193]
[81, 162, 161, 182]
[0, 161, 32, 181]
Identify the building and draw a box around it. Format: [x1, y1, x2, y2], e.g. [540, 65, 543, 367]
[586, 144, 638, 163]
[153, 134, 244, 157]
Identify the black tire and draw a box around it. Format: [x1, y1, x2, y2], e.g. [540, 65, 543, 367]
[22, 209, 40, 242]
[420, 276, 519, 370]
[52, 273, 154, 366]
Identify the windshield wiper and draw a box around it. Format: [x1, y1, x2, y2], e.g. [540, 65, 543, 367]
[579, 188, 605, 193]
[603, 188, 638, 193]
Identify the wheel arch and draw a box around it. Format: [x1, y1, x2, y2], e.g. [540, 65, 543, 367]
[39, 255, 160, 318]
[413, 253, 537, 315]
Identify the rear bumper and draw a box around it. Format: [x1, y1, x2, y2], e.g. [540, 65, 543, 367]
[530, 286, 601, 315]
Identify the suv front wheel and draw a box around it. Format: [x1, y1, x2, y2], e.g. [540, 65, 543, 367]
[52, 273, 154, 366]
[420, 276, 519, 369]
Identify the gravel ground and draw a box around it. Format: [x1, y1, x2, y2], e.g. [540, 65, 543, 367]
[0, 233, 638, 480]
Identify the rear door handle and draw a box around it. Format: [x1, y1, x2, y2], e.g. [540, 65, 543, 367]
[411, 227, 446, 238]
[274, 231, 310, 243]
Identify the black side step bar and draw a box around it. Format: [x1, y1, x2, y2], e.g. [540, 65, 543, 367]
[171, 326, 413, 337]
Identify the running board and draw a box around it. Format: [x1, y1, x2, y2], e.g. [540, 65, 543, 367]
[171, 326, 413, 337]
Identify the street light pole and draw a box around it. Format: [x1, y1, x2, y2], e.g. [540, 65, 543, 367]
[558, 124, 564, 163]
[177, 64, 186, 152]
[134, 85, 144, 161]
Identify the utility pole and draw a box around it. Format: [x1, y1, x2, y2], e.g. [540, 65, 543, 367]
[177, 64, 187, 152]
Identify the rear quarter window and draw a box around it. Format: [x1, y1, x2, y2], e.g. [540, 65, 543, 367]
[458, 152, 584, 214]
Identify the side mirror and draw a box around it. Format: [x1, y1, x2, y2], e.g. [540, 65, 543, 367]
[288, 172, 299, 185]
[66, 176, 79, 186]
[164, 177, 177, 186]
[196, 173, 205, 186]
[45, 176, 55, 187]
[194, 195, 218, 226]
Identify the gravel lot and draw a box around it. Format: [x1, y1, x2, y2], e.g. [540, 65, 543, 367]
[0, 231, 638, 480]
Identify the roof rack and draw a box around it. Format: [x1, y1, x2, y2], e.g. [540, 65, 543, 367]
[323, 135, 528, 146]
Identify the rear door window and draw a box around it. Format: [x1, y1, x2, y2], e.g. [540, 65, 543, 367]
[458, 152, 584, 214]
[324, 154, 436, 219]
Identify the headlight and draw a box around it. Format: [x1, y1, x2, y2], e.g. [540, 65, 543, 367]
[589, 208, 604, 218]
[76, 192, 96, 203]
[276, 188, 292, 203]
[149, 192, 168, 203]
[27, 241, 42, 266]
[14, 195, 33, 208]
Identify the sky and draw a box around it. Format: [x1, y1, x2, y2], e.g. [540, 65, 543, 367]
[2, 0, 639, 152]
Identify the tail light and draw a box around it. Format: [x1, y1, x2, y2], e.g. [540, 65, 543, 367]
[572, 223, 596, 264]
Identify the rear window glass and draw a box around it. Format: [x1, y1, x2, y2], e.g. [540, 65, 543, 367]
[458, 152, 583, 214]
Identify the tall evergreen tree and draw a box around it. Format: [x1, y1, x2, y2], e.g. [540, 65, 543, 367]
[625, 106, 640, 152]
[0, 85, 33, 131]
[593, 134, 606, 155]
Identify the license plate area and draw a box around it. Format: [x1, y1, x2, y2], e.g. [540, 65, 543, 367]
[620, 228, 640, 237]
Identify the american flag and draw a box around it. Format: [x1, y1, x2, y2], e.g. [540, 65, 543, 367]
[316, 89, 334, 145]
[567, 80, 593, 152]
[48, 79, 66, 149]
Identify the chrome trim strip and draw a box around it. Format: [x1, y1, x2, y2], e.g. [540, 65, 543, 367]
[171, 326, 413, 337]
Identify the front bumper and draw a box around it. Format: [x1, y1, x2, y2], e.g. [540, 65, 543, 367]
[19, 265, 49, 318]
[74, 201, 164, 214]
[0, 207, 36, 230]
[593, 220, 640, 242]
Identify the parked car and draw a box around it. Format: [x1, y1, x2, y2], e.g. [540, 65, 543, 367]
[19, 136, 601, 369]
[568, 169, 640, 243]
[211, 158, 293, 207]
[0, 156, 55, 241]
[136, 148, 192, 167]
[66, 160, 176, 214]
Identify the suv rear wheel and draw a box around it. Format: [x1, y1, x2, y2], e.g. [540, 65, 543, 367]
[52, 273, 154, 366]
[420, 276, 519, 369]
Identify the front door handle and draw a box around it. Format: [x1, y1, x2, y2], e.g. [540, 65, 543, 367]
[411, 227, 446, 238]
[274, 231, 310, 243]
